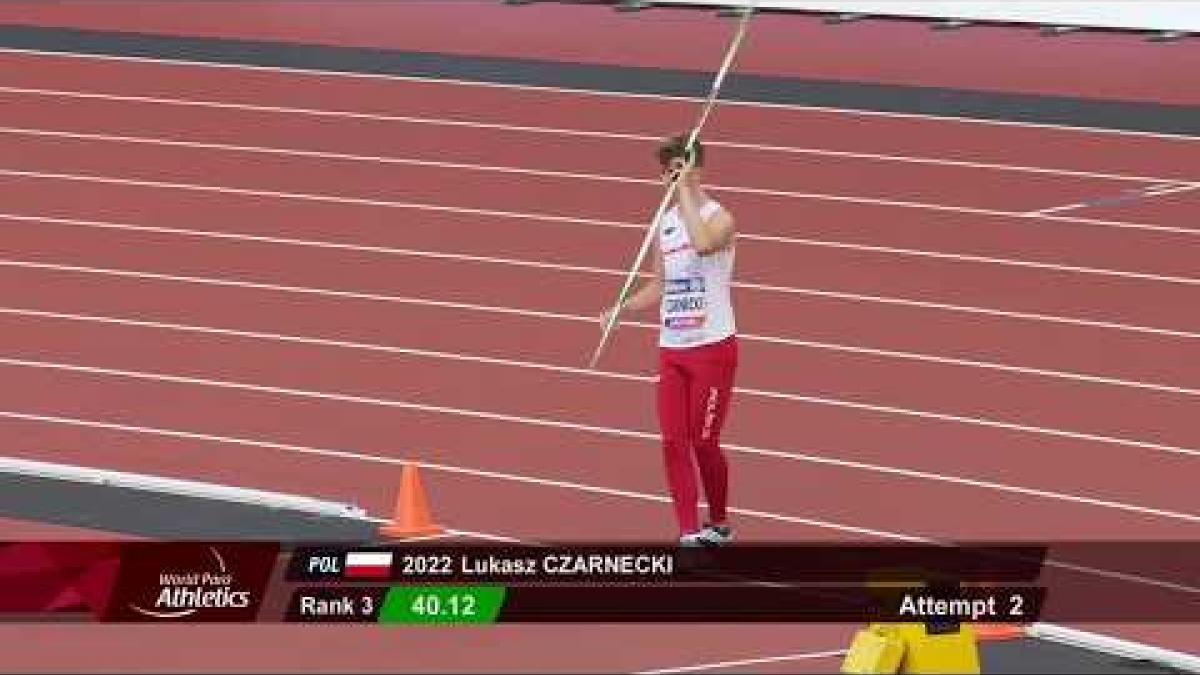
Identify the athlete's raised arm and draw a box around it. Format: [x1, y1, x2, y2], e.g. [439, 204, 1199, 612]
[673, 157, 735, 255]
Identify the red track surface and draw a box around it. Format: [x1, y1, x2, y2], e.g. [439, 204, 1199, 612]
[0, 1, 1197, 104]
[0, 6, 1196, 671]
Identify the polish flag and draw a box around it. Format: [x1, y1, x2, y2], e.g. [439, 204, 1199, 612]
[344, 551, 393, 579]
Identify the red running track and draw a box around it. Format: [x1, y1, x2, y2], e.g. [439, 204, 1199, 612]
[0, 42, 1196, 554]
[0, 0, 1197, 105]
[3, 129, 1198, 333]
[0, 51, 1197, 183]
[0, 47, 1196, 665]
[0, 94, 1158, 213]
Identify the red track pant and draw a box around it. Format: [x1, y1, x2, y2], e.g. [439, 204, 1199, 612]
[657, 335, 738, 536]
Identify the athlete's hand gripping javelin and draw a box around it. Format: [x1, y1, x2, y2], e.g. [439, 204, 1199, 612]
[598, 155, 696, 330]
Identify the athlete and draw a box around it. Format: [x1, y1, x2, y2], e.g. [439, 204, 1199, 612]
[601, 135, 739, 547]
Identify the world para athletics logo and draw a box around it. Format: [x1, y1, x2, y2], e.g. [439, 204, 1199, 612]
[104, 543, 279, 622]
[128, 546, 249, 618]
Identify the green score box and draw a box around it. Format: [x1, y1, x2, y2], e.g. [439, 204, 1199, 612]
[379, 586, 508, 625]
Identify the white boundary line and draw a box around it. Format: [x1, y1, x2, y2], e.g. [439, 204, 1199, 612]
[0, 356, 1197, 522]
[0, 454, 520, 543]
[635, 649, 849, 674]
[0, 84, 1185, 186]
[2, 46, 1199, 143]
[1028, 624, 1200, 673]
[0, 409, 923, 542]
[3, 305, 1198, 454]
[4, 128, 1199, 238]
[0, 455, 366, 518]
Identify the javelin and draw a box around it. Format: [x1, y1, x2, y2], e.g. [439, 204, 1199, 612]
[589, 2, 756, 368]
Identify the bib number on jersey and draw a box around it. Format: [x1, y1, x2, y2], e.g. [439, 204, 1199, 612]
[663, 276, 707, 330]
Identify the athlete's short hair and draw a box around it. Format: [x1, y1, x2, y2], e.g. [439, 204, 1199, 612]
[657, 134, 705, 169]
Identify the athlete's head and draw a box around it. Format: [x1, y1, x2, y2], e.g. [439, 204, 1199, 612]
[658, 134, 705, 180]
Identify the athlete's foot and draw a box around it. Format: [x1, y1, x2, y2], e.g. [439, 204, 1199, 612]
[678, 532, 708, 548]
[700, 522, 733, 546]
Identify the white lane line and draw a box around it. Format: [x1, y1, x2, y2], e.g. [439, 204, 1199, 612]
[7, 408, 1199, 594]
[440, 528, 524, 543]
[0, 124, 658, 186]
[373, 523, 523, 544]
[3, 125, 1197, 237]
[8, 407, 1195, 665]
[373, 530, 456, 543]
[1032, 201, 1094, 216]
[5, 173, 1200, 287]
[1145, 183, 1200, 197]
[6, 411, 1197, 628]
[6, 255, 1200, 391]
[360, 515, 526, 543]
[4, 162, 1198, 245]
[1028, 182, 1200, 217]
[753, 235, 1200, 286]
[360, 516, 525, 542]
[636, 650, 849, 675]
[1040, 559, 1200, 597]
[11, 404, 1200, 603]
[1, 163, 1194, 243]
[5, 305, 1198, 455]
[4, 304, 1199, 457]
[3, 46, 1199, 142]
[4, 218, 1195, 389]
[0, 84, 1187, 185]
[0, 409, 921, 542]
[5, 207, 1197, 296]
[0, 356, 1196, 522]
[4, 229, 1199, 340]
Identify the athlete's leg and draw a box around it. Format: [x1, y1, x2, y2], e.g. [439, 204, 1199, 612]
[688, 337, 738, 527]
[657, 348, 702, 536]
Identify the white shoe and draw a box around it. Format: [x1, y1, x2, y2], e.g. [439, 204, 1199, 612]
[700, 523, 733, 546]
[678, 532, 708, 548]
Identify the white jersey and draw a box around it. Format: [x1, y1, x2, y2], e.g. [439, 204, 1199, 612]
[658, 199, 736, 349]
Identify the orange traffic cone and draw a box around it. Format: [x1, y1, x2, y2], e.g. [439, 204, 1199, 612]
[967, 582, 1027, 642]
[973, 624, 1027, 641]
[379, 464, 444, 539]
